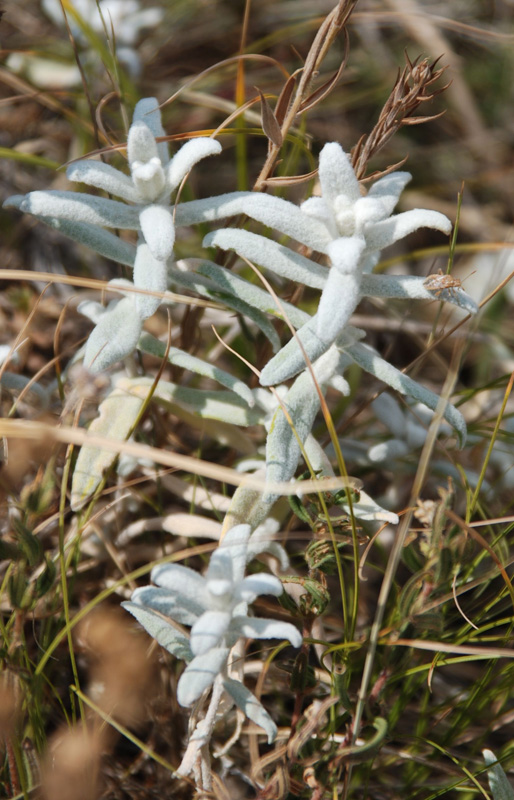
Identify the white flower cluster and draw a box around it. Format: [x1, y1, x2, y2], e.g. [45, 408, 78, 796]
[197, 145, 477, 494]
[123, 524, 301, 742]
[5, 98, 221, 372]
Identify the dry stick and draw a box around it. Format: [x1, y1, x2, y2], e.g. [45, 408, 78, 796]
[346, 337, 465, 790]
[253, 0, 357, 191]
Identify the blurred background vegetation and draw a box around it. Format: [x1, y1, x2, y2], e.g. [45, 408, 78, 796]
[1, 1, 514, 799]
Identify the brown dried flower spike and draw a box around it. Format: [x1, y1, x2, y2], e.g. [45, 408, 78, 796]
[352, 53, 449, 180]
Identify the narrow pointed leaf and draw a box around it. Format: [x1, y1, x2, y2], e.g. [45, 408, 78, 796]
[197, 260, 310, 328]
[364, 209, 452, 252]
[219, 523, 251, 583]
[167, 137, 222, 192]
[123, 375, 261, 427]
[151, 563, 207, 603]
[190, 611, 231, 655]
[237, 573, 283, 602]
[231, 615, 302, 648]
[260, 317, 331, 386]
[70, 374, 145, 509]
[347, 341, 467, 444]
[122, 601, 192, 661]
[258, 89, 283, 147]
[137, 333, 255, 406]
[67, 160, 138, 202]
[14, 190, 141, 230]
[131, 586, 205, 626]
[483, 750, 514, 800]
[84, 297, 143, 372]
[361, 274, 478, 314]
[204, 228, 327, 289]
[177, 647, 229, 706]
[223, 677, 277, 743]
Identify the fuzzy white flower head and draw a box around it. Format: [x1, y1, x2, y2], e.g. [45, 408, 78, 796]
[123, 524, 301, 712]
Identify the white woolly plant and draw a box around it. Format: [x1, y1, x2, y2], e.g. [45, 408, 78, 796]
[122, 524, 301, 780]
[4, 98, 223, 372]
[190, 143, 478, 496]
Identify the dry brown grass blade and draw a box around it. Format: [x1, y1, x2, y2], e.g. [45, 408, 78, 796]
[0, 418, 357, 498]
[260, 167, 318, 187]
[386, 639, 514, 659]
[274, 72, 299, 127]
[0, 269, 221, 309]
[351, 52, 448, 179]
[257, 88, 283, 147]
[384, 0, 497, 164]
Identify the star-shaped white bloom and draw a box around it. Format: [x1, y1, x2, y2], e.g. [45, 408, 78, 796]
[5, 97, 221, 271]
[5, 98, 223, 372]
[123, 524, 301, 721]
[200, 142, 474, 388]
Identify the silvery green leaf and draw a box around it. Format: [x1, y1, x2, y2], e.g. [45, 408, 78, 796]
[361, 274, 478, 314]
[167, 137, 222, 192]
[365, 171, 412, 217]
[247, 518, 289, 570]
[66, 160, 139, 203]
[341, 488, 399, 524]
[222, 479, 277, 538]
[3, 198, 137, 267]
[84, 297, 143, 372]
[126, 375, 261, 427]
[133, 244, 168, 318]
[371, 394, 406, 439]
[483, 750, 514, 800]
[137, 333, 255, 406]
[264, 368, 323, 501]
[346, 341, 467, 445]
[70, 375, 145, 509]
[174, 191, 251, 226]
[14, 190, 141, 230]
[260, 317, 330, 386]
[223, 677, 277, 743]
[303, 433, 334, 476]
[364, 209, 452, 252]
[368, 440, 409, 463]
[131, 97, 169, 164]
[204, 229, 327, 289]
[131, 586, 204, 626]
[316, 267, 360, 344]
[197, 260, 310, 328]
[190, 610, 232, 655]
[231, 615, 302, 648]
[152, 563, 208, 604]
[177, 647, 230, 706]
[236, 574, 283, 603]
[166, 266, 282, 350]
[0, 371, 49, 408]
[219, 524, 251, 583]
[139, 205, 175, 260]
[122, 601, 192, 662]
[236, 193, 333, 253]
